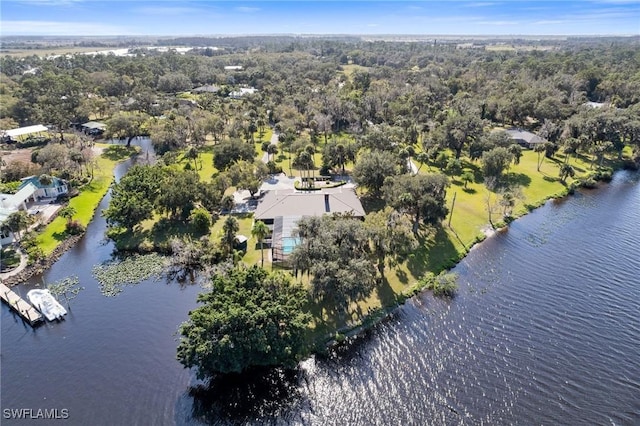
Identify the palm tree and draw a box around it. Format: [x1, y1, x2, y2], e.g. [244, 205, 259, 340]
[6, 211, 30, 241]
[534, 143, 546, 171]
[221, 216, 239, 256]
[185, 146, 199, 170]
[559, 163, 575, 184]
[251, 220, 270, 266]
[266, 143, 278, 162]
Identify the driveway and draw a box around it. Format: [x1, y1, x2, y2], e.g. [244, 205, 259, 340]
[231, 173, 298, 213]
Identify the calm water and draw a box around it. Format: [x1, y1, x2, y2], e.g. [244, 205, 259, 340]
[2, 158, 639, 425]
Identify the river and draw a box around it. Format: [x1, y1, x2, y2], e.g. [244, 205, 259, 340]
[1, 146, 639, 424]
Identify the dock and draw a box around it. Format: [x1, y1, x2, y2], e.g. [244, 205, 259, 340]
[0, 283, 43, 326]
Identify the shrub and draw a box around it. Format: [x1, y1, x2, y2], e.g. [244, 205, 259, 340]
[137, 240, 155, 253]
[419, 271, 459, 297]
[190, 208, 212, 233]
[319, 164, 331, 176]
[266, 160, 283, 174]
[65, 220, 86, 235]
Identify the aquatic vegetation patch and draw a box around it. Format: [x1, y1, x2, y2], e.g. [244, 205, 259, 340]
[47, 275, 85, 303]
[92, 253, 167, 296]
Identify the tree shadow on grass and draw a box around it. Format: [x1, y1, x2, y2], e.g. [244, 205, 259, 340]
[407, 226, 460, 279]
[504, 172, 532, 187]
[462, 187, 477, 194]
[101, 145, 138, 161]
[360, 194, 386, 214]
[375, 275, 397, 309]
[151, 218, 207, 245]
[52, 231, 68, 242]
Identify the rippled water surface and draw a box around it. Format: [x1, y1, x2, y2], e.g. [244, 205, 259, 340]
[2, 165, 639, 425]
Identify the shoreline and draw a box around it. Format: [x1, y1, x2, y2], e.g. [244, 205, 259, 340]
[318, 172, 621, 350]
[2, 142, 138, 287]
[3, 158, 630, 351]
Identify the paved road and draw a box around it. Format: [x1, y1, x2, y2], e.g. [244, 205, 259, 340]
[260, 131, 279, 164]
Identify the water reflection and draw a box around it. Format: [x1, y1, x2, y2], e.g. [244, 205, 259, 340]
[187, 368, 305, 424]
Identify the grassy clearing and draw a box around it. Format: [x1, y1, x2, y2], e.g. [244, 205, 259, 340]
[210, 213, 263, 266]
[1, 46, 114, 58]
[173, 150, 218, 182]
[340, 64, 371, 78]
[36, 144, 138, 255]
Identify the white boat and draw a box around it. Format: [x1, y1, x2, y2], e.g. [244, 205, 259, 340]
[27, 289, 67, 321]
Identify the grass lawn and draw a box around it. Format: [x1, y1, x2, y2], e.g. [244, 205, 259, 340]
[174, 150, 218, 182]
[210, 213, 264, 266]
[305, 148, 623, 340]
[36, 144, 138, 255]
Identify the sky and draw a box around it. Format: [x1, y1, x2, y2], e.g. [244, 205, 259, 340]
[1, 1, 639, 37]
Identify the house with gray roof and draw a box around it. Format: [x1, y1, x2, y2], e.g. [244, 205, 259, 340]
[254, 188, 365, 223]
[253, 188, 365, 263]
[504, 128, 547, 149]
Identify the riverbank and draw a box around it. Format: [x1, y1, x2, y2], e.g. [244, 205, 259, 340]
[316, 154, 636, 349]
[4, 143, 139, 286]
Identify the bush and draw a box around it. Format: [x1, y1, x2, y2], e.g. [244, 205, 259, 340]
[319, 164, 331, 176]
[0, 248, 20, 270]
[266, 160, 283, 174]
[65, 220, 86, 235]
[190, 208, 212, 233]
[419, 271, 459, 297]
[16, 137, 50, 149]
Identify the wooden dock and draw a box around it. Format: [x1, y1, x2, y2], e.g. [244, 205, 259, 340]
[0, 283, 43, 326]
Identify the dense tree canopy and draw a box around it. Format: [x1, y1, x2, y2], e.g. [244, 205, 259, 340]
[177, 265, 311, 377]
[382, 173, 450, 229]
[291, 215, 377, 314]
[352, 150, 402, 195]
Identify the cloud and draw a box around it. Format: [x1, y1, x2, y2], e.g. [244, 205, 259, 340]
[1, 20, 132, 35]
[235, 6, 260, 13]
[534, 20, 567, 25]
[136, 6, 202, 16]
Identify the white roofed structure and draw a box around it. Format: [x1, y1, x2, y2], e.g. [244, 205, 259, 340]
[2, 125, 49, 141]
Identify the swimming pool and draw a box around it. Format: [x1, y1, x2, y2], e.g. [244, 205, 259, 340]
[281, 237, 300, 254]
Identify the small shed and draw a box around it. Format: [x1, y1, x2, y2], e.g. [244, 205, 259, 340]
[235, 235, 248, 251]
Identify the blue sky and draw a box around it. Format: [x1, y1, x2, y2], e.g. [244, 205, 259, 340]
[1, 1, 639, 36]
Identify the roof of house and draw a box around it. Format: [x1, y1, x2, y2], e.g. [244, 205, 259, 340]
[2, 125, 48, 138]
[81, 121, 106, 130]
[19, 176, 67, 190]
[254, 188, 365, 220]
[229, 87, 257, 98]
[583, 101, 608, 109]
[192, 85, 220, 93]
[0, 183, 37, 224]
[504, 128, 546, 145]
